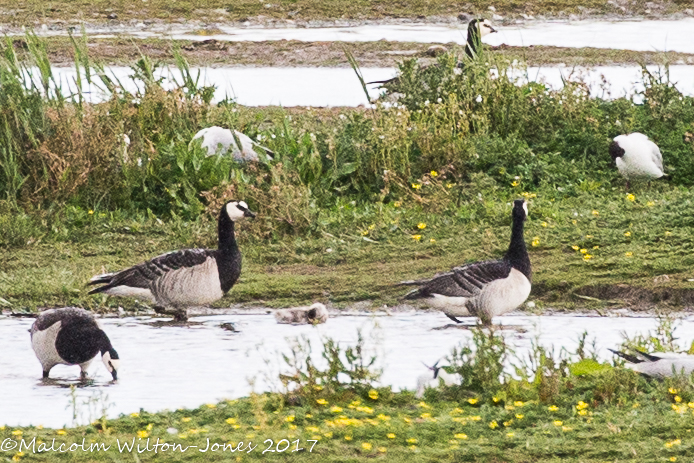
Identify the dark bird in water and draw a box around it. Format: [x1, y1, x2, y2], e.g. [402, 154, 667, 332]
[30, 307, 119, 381]
[398, 199, 531, 325]
[367, 19, 497, 90]
[88, 200, 256, 322]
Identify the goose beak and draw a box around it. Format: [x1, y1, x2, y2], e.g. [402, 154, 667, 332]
[489, 25, 498, 33]
[111, 370, 118, 381]
[244, 209, 257, 219]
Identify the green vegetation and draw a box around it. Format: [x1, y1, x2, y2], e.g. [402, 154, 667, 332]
[4, 320, 694, 462]
[1, 0, 691, 24]
[1, 34, 694, 313]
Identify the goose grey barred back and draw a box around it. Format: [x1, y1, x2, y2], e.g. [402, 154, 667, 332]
[88, 200, 256, 322]
[367, 19, 497, 89]
[609, 132, 664, 189]
[191, 127, 274, 162]
[610, 348, 694, 378]
[30, 307, 119, 381]
[399, 199, 531, 325]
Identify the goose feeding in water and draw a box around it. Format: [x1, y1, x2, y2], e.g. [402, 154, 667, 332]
[191, 126, 274, 162]
[609, 349, 694, 378]
[415, 361, 461, 398]
[609, 132, 664, 189]
[88, 200, 256, 322]
[30, 307, 119, 381]
[274, 303, 329, 325]
[399, 199, 531, 325]
[367, 19, 497, 89]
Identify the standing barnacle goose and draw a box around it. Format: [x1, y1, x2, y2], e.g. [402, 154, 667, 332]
[367, 19, 497, 89]
[30, 307, 119, 381]
[88, 200, 256, 322]
[399, 199, 531, 325]
[609, 349, 694, 378]
[609, 132, 664, 189]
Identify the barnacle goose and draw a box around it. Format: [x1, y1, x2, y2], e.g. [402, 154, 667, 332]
[610, 349, 694, 378]
[30, 307, 119, 381]
[191, 127, 274, 162]
[367, 19, 497, 88]
[274, 303, 329, 325]
[400, 199, 531, 325]
[609, 132, 664, 189]
[88, 200, 256, 322]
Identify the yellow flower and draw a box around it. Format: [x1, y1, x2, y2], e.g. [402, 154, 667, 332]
[670, 457, 677, 462]
[469, 416, 481, 421]
[306, 426, 320, 433]
[137, 430, 149, 438]
[378, 447, 387, 453]
[647, 201, 655, 207]
[553, 421, 563, 427]
[323, 432, 333, 438]
[625, 252, 633, 257]
[181, 417, 191, 422]
[429, 238, 436, 243]
[316, 399, 328, 405]
[541, 221, 548, 227]
[368, 389, 379, 400]
[578, 410, 588, 416]
[675, 396, 682, 403]
[576, 401, 588, 410]
[430, 170, 438, 177]
[669, 388, 678, 395]
[361, 230, 369, 236]
[506, 432, 515, 437]
[514, 401, 524, 407]
[377, 414, 390, 421]
[572, 219, 577, 225]
[593, 245, 599, 249]
[571, 245, 579, 251]
[511, 180, 520, 187]
[626, 193, 636, 201]
[580, 248, 587, 254]
[489, 421, 499, 429]
[331, 406, 343, 413]
[583, 254, 593, 260]
[283, 416, 294, 423]
[531, 237, 540, 247]
[345, 436, 352, 441]
[665, 231, 672, 236]
[409, 445, 417, 450]
[624, 231, 631, 237]
[393, 201, 401, 208]
[56, 430, 66, 435]
[412, 183, 422, 190]
[88, 210, 94, 215]
[289, 424, 297, 430]
[131, 413, 139, 418]
[12, 430, 22, 436]
[515, 414, 524, 420]
[205, 403, 216, 409]
[548, 405, 559, 412]
[446, 183, 454, 189]
[387, 433, 396, 439]
[454, 433, 468, 439]
[592, 210, 599, 216]
[688, 402, 694, 409]
[562, 426, 573, 432]
[406, 438, 417, 444]
[467, 398, 478, 405]
[11, 453, 24, 462]
[417, 223, 426, 230]
[146, 423, 153, 431]
[412, 235, 422, 241]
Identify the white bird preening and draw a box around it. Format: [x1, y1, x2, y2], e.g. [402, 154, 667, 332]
[274, 303, 329, 325]
[610, 348, 694, 378]
[191, 126, 274, 162]
[415, 361, 461, 398]
[399, 199, 531, 325]
[609, 132, 664, 189]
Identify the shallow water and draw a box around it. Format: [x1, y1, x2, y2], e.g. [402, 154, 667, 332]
[1, 311, 693, 428]
[26, 19, 694, 53]
[39, 64, 694, 107]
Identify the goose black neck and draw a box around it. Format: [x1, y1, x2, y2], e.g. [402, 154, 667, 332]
[465, 24, 481, 58]
[218, 208, 238, 252]
[96, 330, 114, 355]
[504, 216, 531, 280]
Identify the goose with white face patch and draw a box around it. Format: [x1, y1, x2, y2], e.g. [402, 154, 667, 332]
[88, 200, 256, 322]
[30, 307, 119, 381]
[191, 127, 274, 162]
[400, 199, 531, 325]
[610, 349, 694, 377]
[609, 132, 664, 189]
[367, 19, 497, 89]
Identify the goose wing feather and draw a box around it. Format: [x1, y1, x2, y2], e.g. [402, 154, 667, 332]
[31, 308, 96, 335]
[649, 141, 664, 173]
[406, 259, 511, 298]
[88, 248, 213, 292]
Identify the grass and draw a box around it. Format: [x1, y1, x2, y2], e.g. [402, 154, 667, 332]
[0, 0, 692, 24]
[12, 36, 694, 68]
[5, 323, 694, 462]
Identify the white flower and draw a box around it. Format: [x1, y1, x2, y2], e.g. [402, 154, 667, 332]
[476, 95, 483, 103]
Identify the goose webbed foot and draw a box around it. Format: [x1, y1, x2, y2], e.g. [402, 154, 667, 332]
[154, 306, 189, 322]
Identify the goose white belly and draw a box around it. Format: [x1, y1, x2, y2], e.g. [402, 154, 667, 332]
[470, 268, 531, 319]
[424, 295, 471, 316]
[31, 322, 67, 370]
[103, 285, 155, 302]
[616, 156, 663, 180]
[153, 257, 224, 307]
[628, 358, 694, 377]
